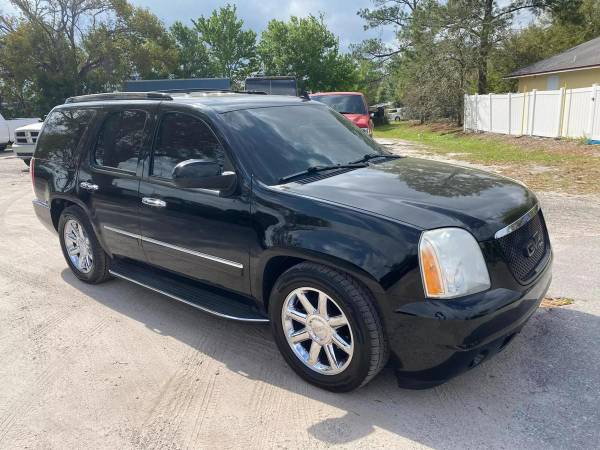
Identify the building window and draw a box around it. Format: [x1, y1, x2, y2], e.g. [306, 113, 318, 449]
[547, 75, 560, 90]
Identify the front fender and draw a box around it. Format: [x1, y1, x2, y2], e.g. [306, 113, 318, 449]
[251, 184, 423, 316]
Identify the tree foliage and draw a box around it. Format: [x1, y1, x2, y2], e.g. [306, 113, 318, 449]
[258, 15, 358, 92]
[357, 0, 600, 123]
[192, 4, 257, 84]
[0, 0, 176, 115]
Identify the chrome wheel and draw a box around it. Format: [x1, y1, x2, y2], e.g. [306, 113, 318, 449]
[281, 287, 354, 375]
[63, 218, 93, 274]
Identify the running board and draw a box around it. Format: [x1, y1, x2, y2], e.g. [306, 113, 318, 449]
[109, 259, 269, 323]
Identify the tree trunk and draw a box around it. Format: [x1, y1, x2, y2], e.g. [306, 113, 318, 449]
[477, 0, 494, 94]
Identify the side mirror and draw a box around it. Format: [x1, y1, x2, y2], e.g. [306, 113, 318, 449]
[172, 159, 236, 191]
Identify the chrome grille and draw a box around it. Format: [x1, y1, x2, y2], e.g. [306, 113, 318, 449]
[496, 210, 549, 283]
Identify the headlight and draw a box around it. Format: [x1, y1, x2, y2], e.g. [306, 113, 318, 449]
[419, 228, 490, 299]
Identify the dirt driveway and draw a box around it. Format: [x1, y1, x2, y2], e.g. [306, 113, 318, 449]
[1, 149, 599, 449]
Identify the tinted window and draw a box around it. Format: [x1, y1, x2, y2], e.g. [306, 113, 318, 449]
[34, 109, 95, 163]
[311, 94, 367, 114]
[223, 104, 386, 185]
[94, 110, 147, 172]
[151, 113, 224, 179]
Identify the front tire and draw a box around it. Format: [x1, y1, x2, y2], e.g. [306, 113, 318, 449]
[270, 262, 388, 392]
[58, 206, 111, 284]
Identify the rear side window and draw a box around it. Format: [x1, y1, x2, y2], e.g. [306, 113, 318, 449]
[93, 110, 147, 172]
[34, 109, 95, 165]
[151, 112, 225, 179]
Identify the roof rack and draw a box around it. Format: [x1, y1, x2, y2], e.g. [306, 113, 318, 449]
[65, 92, 173, 104]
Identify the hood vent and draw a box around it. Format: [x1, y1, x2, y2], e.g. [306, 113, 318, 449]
[295, 167, 358, 184]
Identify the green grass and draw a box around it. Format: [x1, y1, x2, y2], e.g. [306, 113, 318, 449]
[373, 122, 579, 164]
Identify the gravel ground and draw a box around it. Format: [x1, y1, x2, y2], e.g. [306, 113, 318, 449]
[0, 147, 599, 449]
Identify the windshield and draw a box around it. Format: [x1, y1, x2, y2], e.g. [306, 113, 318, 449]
[310, 94, 367, 115]
[222, 104, 386, 185]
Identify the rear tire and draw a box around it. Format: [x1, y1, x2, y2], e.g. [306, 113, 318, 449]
[270, 262, 388, 392]
[58, 206, 111, 284]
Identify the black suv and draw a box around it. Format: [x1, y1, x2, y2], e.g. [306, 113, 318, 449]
[31, 92, 552, 391]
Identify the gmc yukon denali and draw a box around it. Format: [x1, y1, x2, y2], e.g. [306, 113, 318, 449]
[31, 91, 552, 392]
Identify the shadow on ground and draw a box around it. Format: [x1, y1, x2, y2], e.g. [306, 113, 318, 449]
[62, 269, 600, 449]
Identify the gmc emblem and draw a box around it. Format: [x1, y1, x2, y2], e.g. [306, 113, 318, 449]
[523, 231, 543, 258]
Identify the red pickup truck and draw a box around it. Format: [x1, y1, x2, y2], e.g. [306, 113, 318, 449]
[310, 92, 374, 136]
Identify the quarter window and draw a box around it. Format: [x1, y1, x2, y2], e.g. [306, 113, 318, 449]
[94, 110, 147, 172]
[151, 113, 225, 179]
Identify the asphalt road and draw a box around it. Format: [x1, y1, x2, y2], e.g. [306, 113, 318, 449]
[0, 150, 599, 449]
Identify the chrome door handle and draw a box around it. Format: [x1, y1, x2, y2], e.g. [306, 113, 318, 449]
[80, 181, 99, 192]
[142, 197, 167, 208]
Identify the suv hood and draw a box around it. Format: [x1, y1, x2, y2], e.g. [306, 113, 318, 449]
[282, 158, 538, 241]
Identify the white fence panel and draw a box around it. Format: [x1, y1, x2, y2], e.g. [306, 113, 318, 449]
[532, 90, 561, 137]
[491, 94, 510, 134]
[464, 84, 599, 140]
[563, 87, 593, 138]
[510, 93, 525, 135]
[478, 95, 490, 131]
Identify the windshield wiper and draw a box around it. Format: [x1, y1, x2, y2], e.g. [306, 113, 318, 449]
[278, 163, 367, 184]
[349, 153, 402, 165]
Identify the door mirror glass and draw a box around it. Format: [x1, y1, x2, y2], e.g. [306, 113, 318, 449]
[172, 159, 236, 190]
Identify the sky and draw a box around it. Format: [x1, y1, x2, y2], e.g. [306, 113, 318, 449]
[0, 0, 395, 52]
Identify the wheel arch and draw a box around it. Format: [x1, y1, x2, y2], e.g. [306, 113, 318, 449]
[257, 248, 386, 313]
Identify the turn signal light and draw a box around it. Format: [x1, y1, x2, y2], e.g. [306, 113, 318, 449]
[419, 239, 444, 297]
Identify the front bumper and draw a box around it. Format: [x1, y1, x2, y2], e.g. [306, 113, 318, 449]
[12, 143, 35, 159]
[387, 254, 552, 388]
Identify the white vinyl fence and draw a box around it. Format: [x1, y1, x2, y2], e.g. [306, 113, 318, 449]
[464, 84, 600, 140]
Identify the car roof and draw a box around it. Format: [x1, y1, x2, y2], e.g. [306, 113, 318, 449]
[57, 92, 316, 114]
[310, 92, 364, 97]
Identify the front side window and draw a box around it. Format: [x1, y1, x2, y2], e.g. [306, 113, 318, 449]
[94, 110, 147, 172]
[151, 112, 224, 179]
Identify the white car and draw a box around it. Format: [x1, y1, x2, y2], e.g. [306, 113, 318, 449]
[11, 122, 43, 166]
[0, 113, 41, 151]
[387, 108, 405, 122]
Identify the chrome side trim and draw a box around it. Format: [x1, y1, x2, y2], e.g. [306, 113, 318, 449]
[103, 225, 244, 269]
[32, 199, 50, 209]
[108, 270, 268, 323]
[104, 225, 141, 240]
[494, 204, 540, 239]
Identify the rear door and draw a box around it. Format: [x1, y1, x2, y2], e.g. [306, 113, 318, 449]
[138, 108, 252, 295]
[78, 106, 154, 262]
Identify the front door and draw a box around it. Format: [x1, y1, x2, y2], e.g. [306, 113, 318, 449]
[138, 109, 251, 295]
[78, 107, 152, 262]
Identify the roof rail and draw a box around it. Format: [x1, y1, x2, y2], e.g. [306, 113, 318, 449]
[163, 88, 267, 95]
[65, 92, 173, 104]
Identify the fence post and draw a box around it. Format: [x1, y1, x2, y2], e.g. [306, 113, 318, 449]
[529, 89, 537, 136]
[463, 94, 467, 132]
[556, 87, 565, 138]
[489, 93, 493, 132]
[474, 94, 479, 131]
[508, 93, 512, 135]
[587, 84, 598, 138]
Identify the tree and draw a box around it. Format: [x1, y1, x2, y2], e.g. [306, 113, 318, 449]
[358, 0, 563, 94]
[0, 0, 177, 115]
[258, 15, 359, 92]
[192, 4, 257, 84]
[170, 21, 212, 78]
